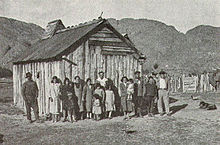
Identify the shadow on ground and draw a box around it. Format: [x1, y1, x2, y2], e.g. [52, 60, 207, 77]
[170, 104, 188, 115]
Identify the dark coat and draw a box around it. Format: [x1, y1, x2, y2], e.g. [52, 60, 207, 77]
[21, 80, 38, 103]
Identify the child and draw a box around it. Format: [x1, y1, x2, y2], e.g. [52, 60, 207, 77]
[126, 79, 134, 119]
[105, 85, 115, 119]
[92, 94, 102, 121]
[66, 88, 77, 122]
[94, 83, 105, 118]
[127, 79, 134, 101]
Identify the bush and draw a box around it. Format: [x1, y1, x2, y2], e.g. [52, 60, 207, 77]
[0, 67, 13, 78]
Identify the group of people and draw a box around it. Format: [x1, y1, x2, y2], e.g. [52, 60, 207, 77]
[21, 70, 171, 123]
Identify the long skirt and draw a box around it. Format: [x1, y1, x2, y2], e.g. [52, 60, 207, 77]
[49, 97, 61, 114]
[127, 100, 133, 112]
[121, 96, 127, 112]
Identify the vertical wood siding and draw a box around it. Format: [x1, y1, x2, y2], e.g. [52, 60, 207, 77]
[13, 27, 142, 115]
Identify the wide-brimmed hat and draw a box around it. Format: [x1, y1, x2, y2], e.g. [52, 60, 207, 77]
[148, 76, 154, 79]
[25, 72, 32, 78]
[159, 70, 166, 74]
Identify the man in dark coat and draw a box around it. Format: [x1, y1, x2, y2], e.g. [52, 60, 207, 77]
[21, 72, 39, 123]
[144, 76, 158, 117]
[133, 71, 144, 117]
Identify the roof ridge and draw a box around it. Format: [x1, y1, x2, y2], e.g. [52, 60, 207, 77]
[56, 18, 104, 34]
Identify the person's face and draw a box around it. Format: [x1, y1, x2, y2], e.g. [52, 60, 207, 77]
[64, 80, 69, 85]
[27, 76, 31, 80]
[52, 78, 56, 83]
[149, 78, 154, 84]
[161, 74, 165, 78]
[99, 73, 104, 79]
[75, 77, 80, 83]
[122, 78, 127, 83]
[87, 80, 91, 85]
[135, 73, 140, 78]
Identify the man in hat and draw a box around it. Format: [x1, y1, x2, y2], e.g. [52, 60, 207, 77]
[96, 71, 108, 88]
[21, 72, 39, 123]
[157, 70, 171, 116]
[133, 71, 144, 117]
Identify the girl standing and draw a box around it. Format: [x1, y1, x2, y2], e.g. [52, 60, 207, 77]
[105, 85, 115, 119]
[49, 76, 62, 123]
[83, 78, 94, 119]
[94, 83, 105, 118]
[92, 94, 102, 121]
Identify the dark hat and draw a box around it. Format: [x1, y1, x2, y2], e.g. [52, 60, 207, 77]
[148, 76, 154, 79]
[134, 71, 140, 74]
[25, 72, 32, 78]
[159, 70, 166, 74]
[121, 76, 128, 82]
[98, 71, 104, 74]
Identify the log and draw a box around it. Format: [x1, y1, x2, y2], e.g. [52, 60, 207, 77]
[91, 32, 118, 38]
[82, 42, 86, 81]
[89, 40, 128, 47]
[89, 37, 123, 42]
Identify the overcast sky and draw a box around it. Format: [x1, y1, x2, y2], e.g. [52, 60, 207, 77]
[0, 0, 219, 33]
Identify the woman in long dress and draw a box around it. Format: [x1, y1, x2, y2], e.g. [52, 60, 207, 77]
[60, 78, 77, 122]
[120, 76, 128, 120]
[49, 76, 62, 123]
[83, 78, 94, 119]
[73, 76, 84, 120]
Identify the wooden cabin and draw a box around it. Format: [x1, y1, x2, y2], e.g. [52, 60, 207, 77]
[13, 18, 145, 115]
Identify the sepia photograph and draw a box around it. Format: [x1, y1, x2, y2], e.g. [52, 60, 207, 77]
[0, 0, 220, 144]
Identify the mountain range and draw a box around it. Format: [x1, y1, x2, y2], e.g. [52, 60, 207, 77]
[0, 17, 219, 76]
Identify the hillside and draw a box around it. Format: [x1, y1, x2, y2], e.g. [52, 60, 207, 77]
[0, 17, 219, 76]
[0, 17, 44, 70]
[108, 18, 220, 73]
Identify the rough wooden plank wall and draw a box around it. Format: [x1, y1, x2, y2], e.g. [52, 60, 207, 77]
[13, 27, 142, 115]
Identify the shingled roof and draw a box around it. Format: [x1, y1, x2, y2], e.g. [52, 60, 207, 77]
[14, 19, 141, 64]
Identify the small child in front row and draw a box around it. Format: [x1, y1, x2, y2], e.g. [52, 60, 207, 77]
[92, 94, 102, 121]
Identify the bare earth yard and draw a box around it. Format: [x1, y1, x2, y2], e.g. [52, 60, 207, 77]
[0, 81, 220, 145]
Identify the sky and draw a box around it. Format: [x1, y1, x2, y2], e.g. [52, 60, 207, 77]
[0, 0, 219, 33]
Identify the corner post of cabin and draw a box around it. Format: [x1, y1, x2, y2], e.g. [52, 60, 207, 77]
[82, 42, 86, 81]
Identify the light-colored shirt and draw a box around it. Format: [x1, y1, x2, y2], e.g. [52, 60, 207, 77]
[97, 77, 108, 87]
[159, 78, 167, 89]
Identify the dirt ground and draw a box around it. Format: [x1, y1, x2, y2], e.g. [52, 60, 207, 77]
[0, 81, 220, 145]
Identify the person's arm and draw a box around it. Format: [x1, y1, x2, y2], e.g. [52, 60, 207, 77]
[34, 82, 39, 98]
[120, 83, 126, 96]
[167, 78, 171, 93]
[82, 86, 86, 102]
[102, 89, 106, 103]
[143, 81, 146, 96]
[144, 84, 147, 96]
[154, 85, 158, 98]
[21, 83, 27, 101]
[112, 92, 115, 104]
